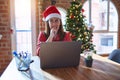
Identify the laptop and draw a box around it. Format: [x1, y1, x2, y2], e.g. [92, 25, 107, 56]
[39, 41, 81, 69]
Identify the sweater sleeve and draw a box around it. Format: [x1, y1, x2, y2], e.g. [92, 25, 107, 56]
[36, 32, 46, 56]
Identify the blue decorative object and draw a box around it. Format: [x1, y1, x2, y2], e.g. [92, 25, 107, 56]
[108, 49, 120, 63]
[13, 51, 34, 71]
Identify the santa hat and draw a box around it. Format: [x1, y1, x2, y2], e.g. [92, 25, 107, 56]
[42, 5, 61, 21]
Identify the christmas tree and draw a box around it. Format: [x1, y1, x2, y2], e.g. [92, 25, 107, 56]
[65, 0, 96, 53]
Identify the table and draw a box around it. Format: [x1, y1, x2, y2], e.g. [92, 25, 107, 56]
[43, 54, 120, 80]
[1, 54, 120, 80]
[0, 56, 45, 80]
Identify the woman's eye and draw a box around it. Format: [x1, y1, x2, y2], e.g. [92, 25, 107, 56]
[49, 20, 53, 23]
[55, 19, 59, 22]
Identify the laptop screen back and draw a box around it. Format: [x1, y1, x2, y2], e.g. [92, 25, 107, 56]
[39, 41, 81, 69]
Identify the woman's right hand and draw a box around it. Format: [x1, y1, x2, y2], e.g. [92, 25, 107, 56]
[46, 27, 58, 42]
[50, 28, 57, 38]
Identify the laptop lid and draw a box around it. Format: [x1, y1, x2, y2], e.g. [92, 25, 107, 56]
[39, 41, 81, 69]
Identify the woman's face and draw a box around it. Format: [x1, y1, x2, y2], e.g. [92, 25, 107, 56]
[48, 17, 61, 31]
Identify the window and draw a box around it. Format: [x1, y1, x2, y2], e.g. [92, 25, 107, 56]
[83, 0, 118, 54]
[15, 0, 32, 53]
[101, 36, 113, 46]
[10, 0, 36, 54]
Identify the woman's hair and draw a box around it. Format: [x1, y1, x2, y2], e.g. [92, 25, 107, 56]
[44, 20, 65, 41]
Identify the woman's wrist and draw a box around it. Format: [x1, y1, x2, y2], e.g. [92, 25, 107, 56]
[46, 35, 53, 42]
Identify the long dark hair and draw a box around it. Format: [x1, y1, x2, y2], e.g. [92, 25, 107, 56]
[44, 20, 65, 41]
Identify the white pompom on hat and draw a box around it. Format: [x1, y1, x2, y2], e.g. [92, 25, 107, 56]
[42, 5, 61, 21]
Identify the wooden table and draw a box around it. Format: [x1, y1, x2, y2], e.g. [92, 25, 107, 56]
[0, 56, 45, 80]
[43, 54, 120, 80]
[1, 54, 120, 80]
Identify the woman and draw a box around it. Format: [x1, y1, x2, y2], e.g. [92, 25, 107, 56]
[36, 5, 72, 56]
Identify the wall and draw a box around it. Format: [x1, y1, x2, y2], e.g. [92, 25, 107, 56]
[0, 0, 12, 74]
[0, 0, 120, 74]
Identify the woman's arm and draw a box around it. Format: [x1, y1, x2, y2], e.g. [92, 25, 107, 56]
[36, 32, 46, 56]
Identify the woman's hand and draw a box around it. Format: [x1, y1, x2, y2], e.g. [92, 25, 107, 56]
[46, 27, 58, 42]
[50, 27, 57, 38]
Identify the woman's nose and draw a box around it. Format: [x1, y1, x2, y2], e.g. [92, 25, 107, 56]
[52, 22, 57, 26]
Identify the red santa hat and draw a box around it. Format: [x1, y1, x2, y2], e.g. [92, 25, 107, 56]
[42, 5, 61, 21]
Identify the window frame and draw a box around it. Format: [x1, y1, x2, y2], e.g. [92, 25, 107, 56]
[83, 0, 118, 54]
[10, 0, 37, 55]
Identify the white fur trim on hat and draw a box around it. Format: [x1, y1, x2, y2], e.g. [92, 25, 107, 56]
[45, 13, 61, 21]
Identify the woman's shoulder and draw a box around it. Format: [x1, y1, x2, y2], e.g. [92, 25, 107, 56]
[38, 32, 47, 41]
[64, 31, 72, 41]
[39, 32, 47, 36]
[65, 31, 71, 36]
[38, 32, 46, 38]
[39, 32, 45, 35]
